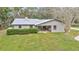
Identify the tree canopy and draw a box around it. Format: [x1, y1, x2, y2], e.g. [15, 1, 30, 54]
[0, 7, 79, 32]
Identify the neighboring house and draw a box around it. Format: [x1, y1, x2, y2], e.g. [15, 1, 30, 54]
[11, 17, 65, 32]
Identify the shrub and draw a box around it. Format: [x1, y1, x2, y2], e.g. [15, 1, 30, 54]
[7, 28, 38, 35]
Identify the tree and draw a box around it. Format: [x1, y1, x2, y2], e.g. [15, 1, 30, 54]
[0, 7, 13, 28]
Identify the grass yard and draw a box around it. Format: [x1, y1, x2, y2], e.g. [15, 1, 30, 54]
[0, 30, 79, 51]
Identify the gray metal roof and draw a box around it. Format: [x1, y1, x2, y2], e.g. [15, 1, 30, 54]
[11, 18, 53, 25]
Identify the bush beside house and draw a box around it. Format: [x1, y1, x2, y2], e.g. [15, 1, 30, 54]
[7, 28, 38, 35]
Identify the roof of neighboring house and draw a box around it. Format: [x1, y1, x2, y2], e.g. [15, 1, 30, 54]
[11, 18, 63, 26]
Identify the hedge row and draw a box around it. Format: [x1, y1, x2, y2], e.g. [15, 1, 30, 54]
[7, 28, 38, 35]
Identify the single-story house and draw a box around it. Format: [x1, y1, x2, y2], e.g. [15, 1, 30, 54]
[11, 17, 65, 32]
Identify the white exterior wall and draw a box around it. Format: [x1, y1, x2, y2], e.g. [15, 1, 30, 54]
[13, 26, 19, 29]
[38, 21, 65, 32]
[13, 25, 30, 29]
[13, 25, 36, 29]
[33, 26, 36, 28]
[22, 26, 30, 29]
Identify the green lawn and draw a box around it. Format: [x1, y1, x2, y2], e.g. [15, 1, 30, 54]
[0, 30, 79, 51]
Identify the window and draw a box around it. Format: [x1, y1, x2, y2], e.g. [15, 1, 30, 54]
[53, 25, 56, 30]
[19, 25, 22, 28]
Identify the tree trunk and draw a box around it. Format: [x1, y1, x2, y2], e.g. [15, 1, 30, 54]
[64, 24, 71, 34]
[0, 24, 4, 30]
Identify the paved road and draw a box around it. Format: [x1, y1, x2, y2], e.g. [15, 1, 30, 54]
[71, 27, 79, 30]
[75, 36, 79, 41]
[71, 27, 79, 41]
